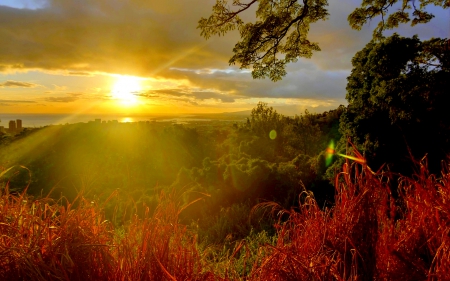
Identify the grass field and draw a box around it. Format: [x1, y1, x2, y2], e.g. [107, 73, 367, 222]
[1, 153, 449, 280]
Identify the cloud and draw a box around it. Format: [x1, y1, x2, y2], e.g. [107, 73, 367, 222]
[146, 89, 187, 97]
[67, 71, 93, 76]
[140, 87, 236, 103]
[0, 99, 36, 103]
[52, 84, 67, 91]
[162, 65, 348, 102]
[0, 0, 447, 113]
[135, 93, 159, 98]
[44, 94, 80, 103]
[2, 0, 443, 76]
[0, 80, 39, 87]
[191, 92, 235, 103]
[0, 1, 233, 76]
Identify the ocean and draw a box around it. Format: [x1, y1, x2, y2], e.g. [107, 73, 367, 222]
[0, 114, 165, 128]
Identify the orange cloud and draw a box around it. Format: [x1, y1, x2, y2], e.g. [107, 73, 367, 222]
[0, 80, 39, 88]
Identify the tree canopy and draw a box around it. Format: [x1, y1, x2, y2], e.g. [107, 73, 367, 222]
[340, 34, 450, 174]
[198, 0, 448, 81]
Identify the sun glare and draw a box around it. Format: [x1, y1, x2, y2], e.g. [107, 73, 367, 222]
[121, 117, 134, 123]
[111, 75, 143, 105]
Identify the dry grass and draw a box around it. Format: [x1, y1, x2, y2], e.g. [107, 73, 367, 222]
[1, 150, 450, 280]
[0, 186, 216, 281]
[247, 151, 450, 280]
[0, 187, 115, 280]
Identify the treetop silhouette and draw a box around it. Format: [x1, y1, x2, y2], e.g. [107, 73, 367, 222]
[198, 0, 448, 81]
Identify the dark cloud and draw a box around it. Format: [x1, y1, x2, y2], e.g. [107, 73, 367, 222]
[0, 0, 233, 76]
[0, 0, 447, 112]
[0, 0, 368, 79]
[0, 80, 39, 87]
[139, 87, 236, 103]
[168, 97, 198, 106]
[163, 65, 348, 101]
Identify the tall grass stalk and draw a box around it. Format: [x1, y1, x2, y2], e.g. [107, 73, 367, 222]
[249, 151, 450, 280]
[0, 185, 215, 280]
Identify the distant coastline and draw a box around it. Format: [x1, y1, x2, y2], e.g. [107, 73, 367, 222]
[0, 112, 249, 128]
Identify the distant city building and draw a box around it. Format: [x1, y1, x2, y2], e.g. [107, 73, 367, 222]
[16, 119, 22, 130]
[0, 126, 4, 133]
[9, 120, 16, 131]
[95, 119, 101, 123]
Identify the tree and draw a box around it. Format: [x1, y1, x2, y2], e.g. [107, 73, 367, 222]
[283, 110, 322, 157]
[348, 0, 449, 38]
[199, 0, 448, 81]
[340, 34, 450, 174]
[248, 101, 283, 136]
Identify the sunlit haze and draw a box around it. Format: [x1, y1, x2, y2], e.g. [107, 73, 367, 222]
[0, 0, 448, 116]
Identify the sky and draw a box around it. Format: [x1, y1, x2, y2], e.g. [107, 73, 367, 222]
[0, 0, 448, 116]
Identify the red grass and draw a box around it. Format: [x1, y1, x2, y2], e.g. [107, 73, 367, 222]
[0, 188, 115, 280]
[247, 153, 450, 280]
[1, 152, 450, 280]
[0, 187, 216, 281]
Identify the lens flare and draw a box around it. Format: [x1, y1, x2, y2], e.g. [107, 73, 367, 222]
[269, 130, 277, 140]
[337, 153, 366, 164]
[325, 140, 335, 167]
[325, 140, 366, 166]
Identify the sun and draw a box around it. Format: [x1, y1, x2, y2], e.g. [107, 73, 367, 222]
[111, 75, 142, 105]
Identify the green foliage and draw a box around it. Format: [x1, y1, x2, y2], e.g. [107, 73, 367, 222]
[194, 201, 275, 245]
[198, 0, 328, 81]
[237, 102, 329, 162]
[224, 158, 274, 193]
[0, 165, 31, 193]
[0, 123, 210, 199]
[340, 34, 450, 174]
[282, 110, 322, 157]
[200, 229, 277, 279]
[199, 0, 448, 80]
[0, 103, 343, 252]
[348, 0, 449, 38]
[248, 102, 283, 137]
